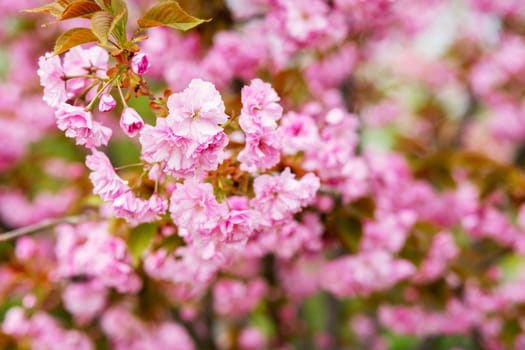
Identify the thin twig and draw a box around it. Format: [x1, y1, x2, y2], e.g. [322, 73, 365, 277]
[0, 215, 87, 242]
[115, 162, 144, 171]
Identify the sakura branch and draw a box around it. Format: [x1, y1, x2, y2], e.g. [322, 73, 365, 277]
[0, 215, 87, 242]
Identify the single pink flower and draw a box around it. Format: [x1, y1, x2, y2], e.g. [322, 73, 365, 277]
[167, 78, 229, 143]
[169, 178, 227, 237]
[219, 205, 253, 245]
[37, 52, 68, 107]
[86, 150, 129, 201]
[238, 130, 282, 173]
[140, 119, 194, 177]
[112, 191, 149, 223]
[250, 168, 320, 225]
[120, 107, 144, 137]
[239, 78, 282, 134]
[280, 111, 320, 155]
[55, 103, 112, 148]
[113, 191, 168, 225]
[98, 93, 116, 112]
[131, 52, 151, 75]
[63, 45, 109, 97]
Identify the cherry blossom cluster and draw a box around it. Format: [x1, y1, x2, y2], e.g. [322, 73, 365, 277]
[1, 0, 525, 349]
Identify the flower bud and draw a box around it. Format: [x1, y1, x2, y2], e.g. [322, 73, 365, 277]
[98, 93, 116, 112]
[131, 53, 150, 75]
[120, 107, 144, 137]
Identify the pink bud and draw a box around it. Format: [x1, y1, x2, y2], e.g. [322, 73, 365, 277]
[98, 93, 116, 112]
[120, 107, 144, 137]
[131, 53, 150, 75]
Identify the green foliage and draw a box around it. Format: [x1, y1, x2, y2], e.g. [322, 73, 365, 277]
[249, 304, 276, 338]
[53, 27, 99, 55]
[24, 0, 208, 55]
[386, 333, 419, 350]
[387, 333, 480, 350]
[90, 10, 114, 45]
[59, 1, 101, 20]
[302, 293, 328, 332]
[361, 125, 397, 151]
[31, 133, 84, 161]
[109, 0, 128, 45]
[106, 138, 140, 167]
[127, 222, 158, 266]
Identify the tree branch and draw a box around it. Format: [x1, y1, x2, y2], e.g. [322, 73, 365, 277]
[0, 215, 87, 242]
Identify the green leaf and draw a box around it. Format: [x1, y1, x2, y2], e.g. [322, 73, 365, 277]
[91, 11, 113, 44]
[106, 138, 140, 167]
[137, 0, 210, 31]
[249, 305, 276, 337]
[344, 196, 376, 220]
[109, 0, 128, 43]
[109, 7, 127, 44]
[110, 0, 127, 13]
[127, 223, 158, 266]
[158, 234, 183, 254]
[59, 0, 102, 20]
[53, 27, 98, 55]
[386, 332, 419, 350]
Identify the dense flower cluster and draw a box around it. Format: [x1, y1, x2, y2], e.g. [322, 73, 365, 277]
[1, 0, 525, 349]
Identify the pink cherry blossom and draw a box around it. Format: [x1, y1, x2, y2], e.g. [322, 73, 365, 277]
[55, 103, 112, 148]
[111, 192, 168, 226]
[131, 52, 151, 75]
[98, 93, 116, 112]
[86, 150, 128, 201]
[55, 222, 142, 293]
[119, 107, 144, 137]
[140, 118, 194, 177]
[321, 251, 416, 298]
[140, 94, 229, 178]
[37, 52, 69, 107]
[219, 200, 254, 246]
[144, 246, 222, 300]
[274, 0, 330, 45]
[239, 78, 282, 134]
[238, 129, 282, 173]
[213, 278, 267, 316]
[3, 309, 94, 350]
[62, 281, 107, 325]
[0, 189, 77, 228]
[239, 327, 267, 350]
[167, 78, 228, 142]
[250, 168, 320, 225]
[62, 45, 108, 97]
[101, 305, 195, 350]
[169, 178, 227, 237]
[280, 111, 320, 155]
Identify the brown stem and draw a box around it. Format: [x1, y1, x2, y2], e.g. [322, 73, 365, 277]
[0, 215, 87, 242]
